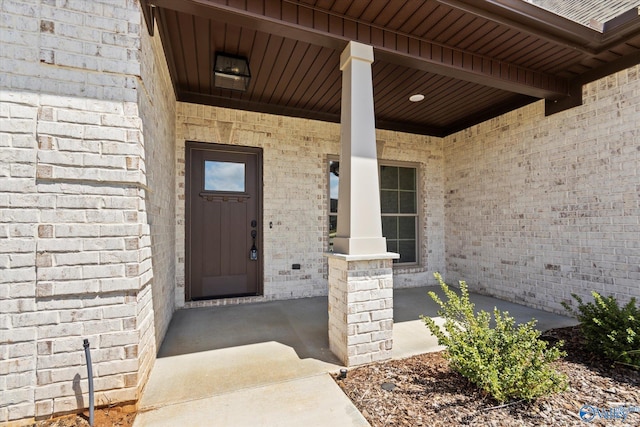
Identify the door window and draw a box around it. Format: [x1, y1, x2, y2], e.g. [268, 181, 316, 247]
[204, 160, 245, 192]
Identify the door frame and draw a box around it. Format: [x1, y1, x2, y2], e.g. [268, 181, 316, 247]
[185, 141, 264, 301]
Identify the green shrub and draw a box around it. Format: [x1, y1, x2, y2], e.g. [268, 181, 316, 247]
[421, 273, 567, 403]
[562, 292, 640, 367]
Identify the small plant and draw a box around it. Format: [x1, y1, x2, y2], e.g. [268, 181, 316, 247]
[562, 292, 640, 367]
[421, 273, 567, 403]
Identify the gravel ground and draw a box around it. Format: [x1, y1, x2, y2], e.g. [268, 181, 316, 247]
[336, 326, 640, 426]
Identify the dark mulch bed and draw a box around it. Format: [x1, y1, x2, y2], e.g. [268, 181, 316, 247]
[336, 326, 640, 426]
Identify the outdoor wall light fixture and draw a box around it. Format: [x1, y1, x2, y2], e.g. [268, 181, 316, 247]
[214, 53, 251, 91]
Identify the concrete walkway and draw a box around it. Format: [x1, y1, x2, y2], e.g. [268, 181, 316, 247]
[133, 286, 577, 426]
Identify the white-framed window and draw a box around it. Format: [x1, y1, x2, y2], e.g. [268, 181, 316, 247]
[328, 159, 419, 264]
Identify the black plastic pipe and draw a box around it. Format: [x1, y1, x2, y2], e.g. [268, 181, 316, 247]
[83, 339, 94, 426]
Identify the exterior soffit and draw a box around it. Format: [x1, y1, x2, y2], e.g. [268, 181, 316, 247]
[140, 0, 640, 136]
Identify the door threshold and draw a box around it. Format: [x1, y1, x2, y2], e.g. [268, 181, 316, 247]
[184, 294, 271, 309]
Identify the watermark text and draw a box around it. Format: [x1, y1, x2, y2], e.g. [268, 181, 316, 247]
[579, 404, 640, 422]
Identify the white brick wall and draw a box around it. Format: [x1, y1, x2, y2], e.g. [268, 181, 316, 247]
[175, 104, 446, 306]
[328, 255, 395, 366]
[1, 0, 140, 102]
[0, 0, 175, 422]
[444, 65, 640, 314]
[136, 5, 177, 381]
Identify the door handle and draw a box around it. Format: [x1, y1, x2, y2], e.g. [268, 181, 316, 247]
[250, 228, 258, 261]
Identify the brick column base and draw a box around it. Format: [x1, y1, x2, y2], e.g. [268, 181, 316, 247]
[327, 253, 398, 366]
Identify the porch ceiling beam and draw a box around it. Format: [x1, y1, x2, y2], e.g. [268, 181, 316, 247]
[149, 0, 569, 99]
[545, 50, 640, 116]
[179, 91, 449, 137]
[435, 0, 598, 54]
[179, 91, 341, 123]
[436, 0, 640, 54]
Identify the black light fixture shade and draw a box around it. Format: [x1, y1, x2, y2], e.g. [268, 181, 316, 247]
[214, 53, 251, 91]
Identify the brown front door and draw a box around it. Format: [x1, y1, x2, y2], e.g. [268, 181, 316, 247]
[186, 142, 262, 300]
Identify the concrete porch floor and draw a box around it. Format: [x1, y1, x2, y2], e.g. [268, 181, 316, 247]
[134, 286, 578, 426]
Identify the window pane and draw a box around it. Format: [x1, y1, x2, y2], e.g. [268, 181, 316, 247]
[399, 240, 416, 263]
[327, 160, 418, 265]
[386, 240, 398, 254]
[399, 167, 416, 191]
[398, 217, 416, 239]
[329, 215, 337, 236]
[380, 190, 398, 213]
[380, 165, 398, 190]
[330, 194, 338, 214]
[381, 216, 398, 240]
[204, 161, 245, 192]
[399, 191, 416, 213]
[329, 215, 337, 251]
[329, 161, 339, 213]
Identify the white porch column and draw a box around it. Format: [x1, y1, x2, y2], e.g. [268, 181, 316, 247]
[327, 41, 398, 367]
[332, 41, 387, 255]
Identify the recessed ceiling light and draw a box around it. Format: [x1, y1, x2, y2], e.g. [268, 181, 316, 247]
[409, 94, 424, 102]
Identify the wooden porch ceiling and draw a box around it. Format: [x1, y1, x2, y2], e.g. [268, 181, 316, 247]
[143, 0, 640, 137]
